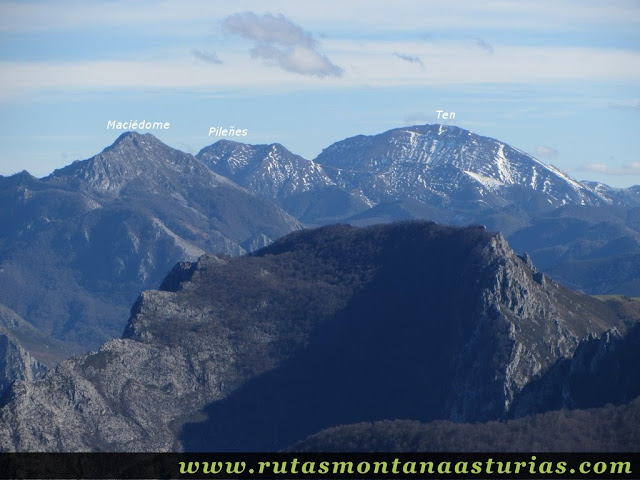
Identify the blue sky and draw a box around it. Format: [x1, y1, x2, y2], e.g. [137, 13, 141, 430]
[0, 0, 639, 186]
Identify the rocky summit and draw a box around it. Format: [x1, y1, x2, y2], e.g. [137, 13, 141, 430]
[315, 124, 609, 209]
[197, 140, 334, 199]
[0, 221, 624, 451]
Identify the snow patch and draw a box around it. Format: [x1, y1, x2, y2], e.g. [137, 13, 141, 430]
[407, 130, 417, 148]
[464, 170, 504, 190]
[494, 144, 515, 184]
[530, 167, 538, 189]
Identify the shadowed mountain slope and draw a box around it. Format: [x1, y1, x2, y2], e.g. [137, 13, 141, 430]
[290, 397, 640, 452]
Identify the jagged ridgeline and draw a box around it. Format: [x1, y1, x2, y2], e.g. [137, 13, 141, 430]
[3, 124, 640, 357]
[0, 132, 300, 350]
[198, 124, 640, 227]
[0, 221, 631, 452]
[197, 125, 640, 297]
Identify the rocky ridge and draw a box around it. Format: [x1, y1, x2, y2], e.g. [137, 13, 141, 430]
[197, 140, 334, 199]
[0, 304, 71, 399]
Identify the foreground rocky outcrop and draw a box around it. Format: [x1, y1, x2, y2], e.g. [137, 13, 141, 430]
[0, 221, 625, 451]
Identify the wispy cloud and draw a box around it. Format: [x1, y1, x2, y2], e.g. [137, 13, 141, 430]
[393, 52, 424, 67]
[579, 162, 640, 175]
[609, 100, 640, 111]
[192, 49, 223, 64]
[2, 43, 640, 96]
[536, 145, 558, 157]
[221, 12, 342, 77]
[474, 38, 494, 54]
[404, 113, 431, 124]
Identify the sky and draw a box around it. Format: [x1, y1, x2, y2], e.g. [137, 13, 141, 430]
[0, 0, 639, 187]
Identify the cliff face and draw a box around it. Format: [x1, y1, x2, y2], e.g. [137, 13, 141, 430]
[443, 234, 614, 422]
[511, 322, 640, 417]
[0, 304, 71, 400]
[291, 322, 640, 452]
[0, 337, 46, 401]
[0, 222, 621, 451]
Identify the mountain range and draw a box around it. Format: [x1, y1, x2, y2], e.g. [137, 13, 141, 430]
[1, 221, 637, 451]
[199, 125, 640, 296]
[1, 125, 639, 453]
[0, 125, 637, 363]
[199, 124, 640, 221]
[1, 125, 638, 356]
[0, 132, 299, 351]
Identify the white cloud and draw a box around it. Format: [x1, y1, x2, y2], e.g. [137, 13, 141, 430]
[0, 2, 638, 96]
[536, 145, 558, 157]
[1, 42, 640, 97]
[579, 162, 640, 175]
[222, 12, 342, 77]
